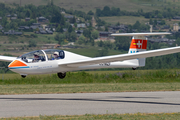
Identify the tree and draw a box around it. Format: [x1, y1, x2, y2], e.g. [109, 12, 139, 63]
[56, 25, 63, 32]
[70, 32, 77, 42]
[111, 7, 120, 16]
[70, 17, 76, 23]
[133, 21, 141, 29]
[78, 35, 85, 45]
[95, 48, 109, 57]
[51, 0, 54, 6]
[28, 40, 37, 47]
[91, 30, 99, 39]
[116, 22, 120, 26]
[97, 40, 104, 47]
[54, 33, 65, 44]
[114, 36, 130, 51]
[105, 26, 108, 31]
[102, 6, 111, 16]
[25, 9, 31, 17]
[149, 18, 153, 25]
[96, 9, 102, 16]
[83, 29, 91, 38]
[87, 10, 94, 15]
[68, 25, 73, 33]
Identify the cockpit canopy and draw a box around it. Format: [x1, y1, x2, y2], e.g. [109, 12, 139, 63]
[18, 49, 65, 63]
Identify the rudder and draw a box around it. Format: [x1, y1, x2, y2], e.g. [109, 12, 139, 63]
[128, 36, 148, 67]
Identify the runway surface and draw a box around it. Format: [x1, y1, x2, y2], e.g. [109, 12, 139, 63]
[0, 91, 180, 117]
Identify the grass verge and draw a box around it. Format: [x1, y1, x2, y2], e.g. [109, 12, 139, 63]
[0, 83, 180, 95]
[2, 113, 180, 120]
[1, 69, 180, 84]
[0, 69, 180, 94]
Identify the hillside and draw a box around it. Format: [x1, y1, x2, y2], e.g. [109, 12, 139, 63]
[0, 0, 179, 12]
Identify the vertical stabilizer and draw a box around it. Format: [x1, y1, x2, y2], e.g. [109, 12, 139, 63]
[128, 36, 147, 67]
[111, 32, 171, 68]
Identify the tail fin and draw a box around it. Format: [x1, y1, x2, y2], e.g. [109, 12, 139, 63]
[111, 32, 171, 68]
[128, 36, 147, 67]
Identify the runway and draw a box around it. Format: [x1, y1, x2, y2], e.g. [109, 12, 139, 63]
[0, 91, 180, 118]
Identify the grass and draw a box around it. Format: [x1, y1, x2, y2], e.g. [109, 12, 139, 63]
[1, 69, 180, 84]
[1, 0, 177, 12]
[0, 69, 180, 94]
[2, 112, 180, 119]
[0, 82, 180, 95]
[100, 16, 149, 25]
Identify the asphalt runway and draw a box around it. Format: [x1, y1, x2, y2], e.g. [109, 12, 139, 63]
[0, 91, 180, 118]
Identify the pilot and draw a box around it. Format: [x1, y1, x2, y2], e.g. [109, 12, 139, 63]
[52, 51, 60, 60]
[32, 52, 41, 62]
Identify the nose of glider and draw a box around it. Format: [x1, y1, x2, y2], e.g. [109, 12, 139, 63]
[8, 60, 28, 69]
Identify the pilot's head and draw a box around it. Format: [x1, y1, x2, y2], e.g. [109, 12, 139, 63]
[53, 51, 59, 58]
[33, 52, 40, 59]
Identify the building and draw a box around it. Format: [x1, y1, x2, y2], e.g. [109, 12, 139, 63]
[38, 17, 49, 24]
[64, 15, 74, 19]
[25, 18, 31, 22]
[148, 37, 176, 45]
[173, 16, 180, 20]
[63, 28, 68, 32]
[75, 30, 83, 37]
[6, 15, 11, 17]
[10, 17, 17, 20]
[0, 25, 3, 30]
[161, 25, 170, 30]
[32, 23, 41, 26]
[30, 26, 40, 30]
[30, 23, 41, 30]
[77, 23, 86, 28]
[4, 30, 22, 35]
[46, 30, 53, 34]
[99, 31, 111, 38]
[109, 25, 128, 33]
[18, 26, 33, 32]
[91, 16, 96, 27]
[173, 23, 179, 31]
[61, 11, 65, 14]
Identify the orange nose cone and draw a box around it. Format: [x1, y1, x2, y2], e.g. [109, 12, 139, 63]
[8, 60, 27, 67]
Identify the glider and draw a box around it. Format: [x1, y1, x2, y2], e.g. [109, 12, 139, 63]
[0, 32, 180, 79]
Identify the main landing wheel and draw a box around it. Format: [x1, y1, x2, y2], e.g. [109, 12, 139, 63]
[57, 72, 66, 79]
[132, 67, 136, 70]
[21, 75, 26, 78]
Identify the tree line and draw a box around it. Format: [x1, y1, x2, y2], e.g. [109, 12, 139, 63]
[95, 6, 180, 19]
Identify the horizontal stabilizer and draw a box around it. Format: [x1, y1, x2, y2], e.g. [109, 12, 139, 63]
[111, 32, 171, 37]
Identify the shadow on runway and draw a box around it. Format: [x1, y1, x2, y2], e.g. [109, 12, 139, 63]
[0, 96, 179, 106]
[109, 96, 161, 99]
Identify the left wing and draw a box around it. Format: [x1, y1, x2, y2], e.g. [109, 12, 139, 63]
[59, 46, 180, 67]
[0, 56, 17, 62]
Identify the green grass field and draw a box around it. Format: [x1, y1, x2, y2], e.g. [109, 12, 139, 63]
[0, 0, 178, 12]
[0, 69, 180, 94]
[100, 16, 149, 25]
[2, 113, 180, 120]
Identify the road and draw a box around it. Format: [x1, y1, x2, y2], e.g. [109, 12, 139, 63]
[0, 91, 180, 117]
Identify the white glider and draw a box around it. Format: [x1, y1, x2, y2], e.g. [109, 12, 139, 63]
[0, 32, 179, 79]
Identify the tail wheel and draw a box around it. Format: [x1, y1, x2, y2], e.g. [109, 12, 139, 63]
[57, 72, 66, 79]
[132, 67, 136, 70]
[21, 75, 26, 78]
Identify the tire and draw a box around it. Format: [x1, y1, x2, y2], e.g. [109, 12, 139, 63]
[132, 67, 136, 70]
[21, 75, 26, 78]
[57, 72, 66, 79]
